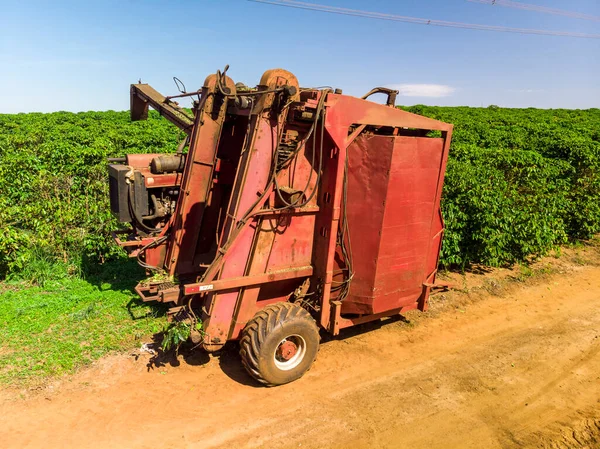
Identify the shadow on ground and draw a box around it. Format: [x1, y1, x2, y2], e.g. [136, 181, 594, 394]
[83, 256, 169, 320]
[83, 258, 414, 387]
[136, 334, 261, 387]
[321, 314, 410, 344]
[151, 314, 411, 388]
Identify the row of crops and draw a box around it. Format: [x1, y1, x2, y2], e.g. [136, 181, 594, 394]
[0, 106, 599, 280]
[404, 106, 600, 267]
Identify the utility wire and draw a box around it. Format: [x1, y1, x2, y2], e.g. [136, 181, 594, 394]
[468, 0, 600, 22]
[249, 0, 600, 39]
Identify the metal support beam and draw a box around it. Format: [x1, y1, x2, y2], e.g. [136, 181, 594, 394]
[184, 266, 313, 296]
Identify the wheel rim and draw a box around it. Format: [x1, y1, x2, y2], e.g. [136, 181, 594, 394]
[274, 335, 307, 371]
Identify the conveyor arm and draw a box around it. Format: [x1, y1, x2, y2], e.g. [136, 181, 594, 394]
[130, 83, 195, 133]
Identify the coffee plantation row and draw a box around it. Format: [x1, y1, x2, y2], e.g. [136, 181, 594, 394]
[1, 106, 599, 280]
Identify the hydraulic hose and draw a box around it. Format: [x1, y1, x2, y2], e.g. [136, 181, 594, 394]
[128, 183, 160, 234]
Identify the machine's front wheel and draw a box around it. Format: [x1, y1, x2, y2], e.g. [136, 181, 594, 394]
[240, 302, 320, 386]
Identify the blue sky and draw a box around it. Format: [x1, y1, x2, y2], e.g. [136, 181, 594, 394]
[1, 0, 599, 112]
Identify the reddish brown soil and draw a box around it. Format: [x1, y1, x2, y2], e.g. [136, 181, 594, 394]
[2, 246, 600, 449]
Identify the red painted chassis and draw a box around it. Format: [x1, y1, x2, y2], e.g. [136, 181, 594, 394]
[113, 68, 453, 354]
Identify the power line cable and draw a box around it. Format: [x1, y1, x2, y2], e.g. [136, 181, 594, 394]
[249, 0, 600, 39]
[468, 0, 600, 22]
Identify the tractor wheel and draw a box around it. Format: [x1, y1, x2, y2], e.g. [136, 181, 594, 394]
[240, 302, 320, 386]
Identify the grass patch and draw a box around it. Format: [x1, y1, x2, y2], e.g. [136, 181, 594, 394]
[0, 259, 166, 385]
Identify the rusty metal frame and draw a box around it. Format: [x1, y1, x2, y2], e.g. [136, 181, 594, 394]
[134, 283, 180, 304]
[331, 304, 418, 331]
[199, 69, 303, 348]
[164, 74, 237, 275]
[419, 129, 453, 311]
[317, 93, 453, 335]
[184, 266, 313, 295]
[119, 69, 455, 349]
[130, 84, 194, 132]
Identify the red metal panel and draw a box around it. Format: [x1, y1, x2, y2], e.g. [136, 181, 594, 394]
[183, 266, 313, 295]
[312, 116, 348, 333]
[266, 215, 315, 268]
[324, 93, 453, 132]
[338, 134, 448, 315]
[376, 137, 446, 302]
[226, 213, 317, 339]
[318, 94, 453, 331]
[164, 74, 236, 276]
[143, 173, 182, 188]
[126, 153, 160, 168]
[342, 136, 392, 300]
[201, 70, 305, 347]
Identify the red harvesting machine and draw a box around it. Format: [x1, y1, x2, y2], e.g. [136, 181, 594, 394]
[108, 67, 453, 385]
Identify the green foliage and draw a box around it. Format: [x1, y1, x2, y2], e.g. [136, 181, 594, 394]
[161, 319, 204, 353]
[403, 105, 600, 267]
[0, 260, 165, 384]
[0, 110, 182, 280]
[1, 107, 599, 277]
[161, 321, 192, 352]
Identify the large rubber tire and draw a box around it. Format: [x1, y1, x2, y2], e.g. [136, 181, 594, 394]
[240, 302, 320, 386]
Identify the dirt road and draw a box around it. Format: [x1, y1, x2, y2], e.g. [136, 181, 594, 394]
[2, 262, 600, 448]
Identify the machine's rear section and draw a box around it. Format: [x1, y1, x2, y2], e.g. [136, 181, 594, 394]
[108, 67, 452, 385]
[341, 135, 446, 315]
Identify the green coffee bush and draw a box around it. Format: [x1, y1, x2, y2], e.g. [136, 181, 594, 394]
[1, 106, 599, 279]
[406, 106, 600, 267]
[0, 111, 182, 278]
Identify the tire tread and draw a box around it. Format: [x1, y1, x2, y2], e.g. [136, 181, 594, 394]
[239, 302, 318, 386]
